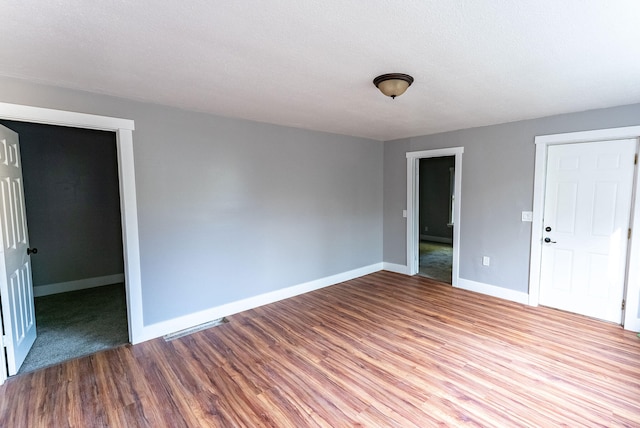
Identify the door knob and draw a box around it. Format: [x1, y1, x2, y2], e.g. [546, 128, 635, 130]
[545, 226, 552, 232]
[544, 238, 556, 243]
[27, 247, 38, 255]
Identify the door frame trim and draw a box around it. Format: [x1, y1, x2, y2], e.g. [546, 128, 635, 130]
[406, 147, 463, 283]
[0, 102, 144, 344]
[529, 125, 640, 330]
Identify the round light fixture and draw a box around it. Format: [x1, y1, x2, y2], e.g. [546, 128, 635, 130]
[373, 73, 414, 99]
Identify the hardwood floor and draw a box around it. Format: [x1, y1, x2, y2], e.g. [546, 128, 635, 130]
[1, 271, 639, 427]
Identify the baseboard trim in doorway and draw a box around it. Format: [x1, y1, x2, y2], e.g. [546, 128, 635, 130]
[455, 278, 529, 305]
[33, 273, 125, 297]
[419, 235, 453, 244]
[137, 263, 384, 343]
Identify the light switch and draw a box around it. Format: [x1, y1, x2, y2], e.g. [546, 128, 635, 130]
[521, 211, 533, 222]
[402, 210, 407, 218]
[482, 256, 490, 266]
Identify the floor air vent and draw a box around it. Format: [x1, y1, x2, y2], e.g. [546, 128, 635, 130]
[163, 317, 228, 341]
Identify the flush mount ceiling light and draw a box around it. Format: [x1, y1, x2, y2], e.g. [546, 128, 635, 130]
[373, 73, 414, 99]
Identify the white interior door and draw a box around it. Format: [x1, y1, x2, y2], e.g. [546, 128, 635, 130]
[0, 313, 5, 384]
[539, 139, 637, 323]
[0, 124, 36, 376]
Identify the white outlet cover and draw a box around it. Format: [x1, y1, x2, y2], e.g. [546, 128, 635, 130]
[521, 211, 533, 222]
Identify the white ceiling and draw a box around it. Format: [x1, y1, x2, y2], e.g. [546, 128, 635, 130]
[1, 1, 640, 141]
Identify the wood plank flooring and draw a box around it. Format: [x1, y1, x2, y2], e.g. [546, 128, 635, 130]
[1, 271, 640, 426]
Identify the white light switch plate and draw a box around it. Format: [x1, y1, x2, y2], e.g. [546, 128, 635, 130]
[402, 210, 407, 218]
[521, 211, 533, 222]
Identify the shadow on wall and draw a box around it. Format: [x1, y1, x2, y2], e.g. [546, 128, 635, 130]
[419, 156, 455, 244]
[0, 120, 124, 289]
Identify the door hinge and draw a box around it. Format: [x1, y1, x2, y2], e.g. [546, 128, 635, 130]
[1, 335, 7, 347]
[622, 300, 626, 310]
[629, 228, 632, 240]
[635, 154, 638, 165]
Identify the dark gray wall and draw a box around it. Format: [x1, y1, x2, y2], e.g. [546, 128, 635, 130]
[0, 120, 123, 287]
[419, 156, 454, 241]
[384, 103, 640, 293]
[0, 77, 384, 325]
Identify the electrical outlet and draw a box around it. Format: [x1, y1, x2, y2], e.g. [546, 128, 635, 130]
[482, 256, 490, 266]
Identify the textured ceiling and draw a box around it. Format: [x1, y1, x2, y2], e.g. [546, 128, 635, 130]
[1, 1, 640, 141]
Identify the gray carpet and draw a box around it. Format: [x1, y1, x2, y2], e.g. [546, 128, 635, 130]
[18, 283, 129, 374]
[419, 241, 453, 283]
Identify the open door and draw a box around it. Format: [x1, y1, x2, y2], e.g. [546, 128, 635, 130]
[406, 147, 463, 283]
[0, 124, 36, 377]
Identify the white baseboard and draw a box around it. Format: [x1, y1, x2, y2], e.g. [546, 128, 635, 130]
[382, 262, 409, 275]
[420, 235, 453, 244]
[136, 263, 384, 343]
[624, 318, 640, 333]
[33, 273, 125, 297]
[455, 278, 529, 305]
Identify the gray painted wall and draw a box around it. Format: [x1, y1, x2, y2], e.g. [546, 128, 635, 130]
[384, 103, 640, 294]
[0, 77, 383, 325]
[419, 156, 454, 241]
[4, 75, 639, 327]
[0, 120, 123, 287]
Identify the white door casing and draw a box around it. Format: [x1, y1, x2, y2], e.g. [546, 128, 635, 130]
[0, 125, 36, 375]
[530, 125, 640, 332]
[539, 139, 636, 323]
[0, 102, 143, 357]
[406, 147, 463, 283]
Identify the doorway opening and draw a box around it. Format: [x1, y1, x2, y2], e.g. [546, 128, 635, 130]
[0, 120, 129, 373]
[406, 147, 463, 283]
[418, 156, 455, 283]
[0, 101, 142, 384]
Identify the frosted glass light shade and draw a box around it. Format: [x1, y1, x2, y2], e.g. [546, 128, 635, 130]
[373, 73, 414, 99]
